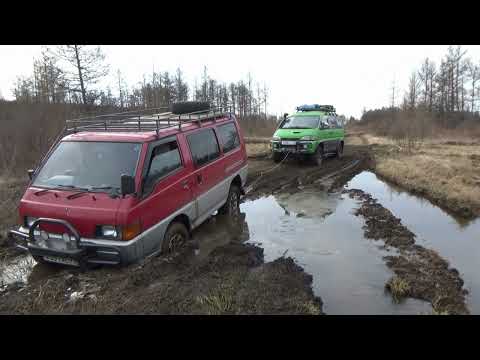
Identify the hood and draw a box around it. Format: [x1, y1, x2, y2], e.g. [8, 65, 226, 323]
[273, 128, 319, 139]
[18, 187, 122, 238]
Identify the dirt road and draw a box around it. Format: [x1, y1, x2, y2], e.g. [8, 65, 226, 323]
[0, 141, 471, 314]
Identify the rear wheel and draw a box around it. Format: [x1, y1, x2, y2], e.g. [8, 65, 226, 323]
[218, 184, 241, 224]
[311, 145, 323, 166]
[162, 222, 190, 254]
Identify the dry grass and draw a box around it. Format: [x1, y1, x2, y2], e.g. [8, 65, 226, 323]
[347, 132, 480, 218]
[196, 292, 233, 315]
[0, 177, 27, 238]
[246, 142, 270, 158]
[386, 276, 411, 303]
[298, 300, 322, 315]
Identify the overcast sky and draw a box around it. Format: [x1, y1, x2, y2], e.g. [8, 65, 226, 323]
[2, 45, 480, 119]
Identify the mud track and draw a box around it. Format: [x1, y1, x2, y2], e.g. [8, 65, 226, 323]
[245, 144, 373, 198]
[343, 188, 469, 314]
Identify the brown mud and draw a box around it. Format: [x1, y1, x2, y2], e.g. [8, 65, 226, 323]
[343, 188, 469, 315]
[0, 239, 323, 315]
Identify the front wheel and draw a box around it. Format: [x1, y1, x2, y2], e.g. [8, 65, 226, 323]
[311, 145, 323, 166]
[162, 222, 190, 254]
[273, 152, 286, 163]
[336, 142, 344, 159]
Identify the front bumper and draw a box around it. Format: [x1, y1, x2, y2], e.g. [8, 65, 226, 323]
[8, 218, 142, 267]
[270, 140, 316, 154]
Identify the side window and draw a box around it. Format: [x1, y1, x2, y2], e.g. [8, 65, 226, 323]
[320, 117, 330, 129]
[187, 128, 220, 167]
[217, 122, 240, 154]
[144, 140, 182, 193]
[330, 117, 339, 128]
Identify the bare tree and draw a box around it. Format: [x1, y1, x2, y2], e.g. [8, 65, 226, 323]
[418, 58, 436, 111]
[406, 71, 420, 110]
[174, 68, 189, 102]
[466, 60, 480, 112]
[49, 45, 109, 105]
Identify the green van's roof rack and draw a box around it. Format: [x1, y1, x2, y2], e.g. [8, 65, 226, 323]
[296, 104, 336, 113]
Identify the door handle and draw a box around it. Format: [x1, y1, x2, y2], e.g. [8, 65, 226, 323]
[197, 174, 203, 184]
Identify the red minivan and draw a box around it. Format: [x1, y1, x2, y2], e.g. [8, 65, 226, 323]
[8, 102, 248, 267]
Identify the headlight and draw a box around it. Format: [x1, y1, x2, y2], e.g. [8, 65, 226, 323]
[99, 225, 118, 239]
[25, 216, 37, 227]
[300, 136, 316, 141]
[272, 136, 281, 141]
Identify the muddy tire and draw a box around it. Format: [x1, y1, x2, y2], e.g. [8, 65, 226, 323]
[162, 222, 190, 254]
[311, 145, 323, 166]
[218, 184, 241, 224]
[273, 152, 286, 163]
[336, 142, 344, 159]
[170, 101, 210, 115]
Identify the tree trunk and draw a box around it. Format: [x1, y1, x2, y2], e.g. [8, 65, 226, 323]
[74, 45, 87, 105]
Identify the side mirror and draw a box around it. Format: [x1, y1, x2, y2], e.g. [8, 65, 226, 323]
[120, 174, 136, 197]
[28, 169, 35, 180]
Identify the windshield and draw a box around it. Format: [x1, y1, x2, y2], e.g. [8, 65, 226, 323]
[33, 141, 142, 190]
[280, 116, 321, 129]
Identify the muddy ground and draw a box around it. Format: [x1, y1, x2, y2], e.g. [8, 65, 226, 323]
[343, 188, 469, 314]
[0, 142, 472, 314]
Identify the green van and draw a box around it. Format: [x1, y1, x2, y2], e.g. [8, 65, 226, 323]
[270, 105, 344, 165]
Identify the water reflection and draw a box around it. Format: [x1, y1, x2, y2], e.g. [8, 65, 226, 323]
[239, 190, 431, 315]
[347, 171, 480, 314]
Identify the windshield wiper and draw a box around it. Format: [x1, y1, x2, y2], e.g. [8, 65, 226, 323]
[34, 188, 51, 196]
[63, 185, 91, 200]
[34, 184, 80, 196]
[90, 186, 119, 191]
[67, 185, 120, 200]
[91, 186, 120, 197]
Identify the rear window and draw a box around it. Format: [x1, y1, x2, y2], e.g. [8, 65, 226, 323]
[217, 122, 240, 153]
[187, 128, 220, 167]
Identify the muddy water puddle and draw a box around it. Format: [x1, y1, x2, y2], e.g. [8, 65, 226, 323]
[0, 254, 57, 288]
[347, 171, 480, 314]
[240, 190, 431, 315]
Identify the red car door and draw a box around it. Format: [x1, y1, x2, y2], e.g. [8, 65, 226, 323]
[185, 127, 225, 225]
[132, 135, 194, 253]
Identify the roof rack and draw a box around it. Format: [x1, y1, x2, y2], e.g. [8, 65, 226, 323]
[296, 104, 336, 113]
[65, 105, 233, 137]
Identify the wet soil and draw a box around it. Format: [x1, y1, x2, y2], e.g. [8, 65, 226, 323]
[0, 240, 322, 315]
[343, 188, 469, 315]
[246, 144, 374, 199]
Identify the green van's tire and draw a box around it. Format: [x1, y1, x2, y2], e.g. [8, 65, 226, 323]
[312, 145, 323, 166]
[336, 142, 344, 159]
[273, 152, 286, 163]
